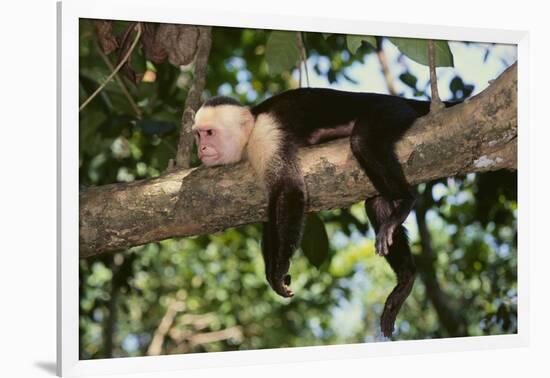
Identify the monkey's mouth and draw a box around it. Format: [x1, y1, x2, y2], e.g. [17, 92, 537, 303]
[199, 154, 219, 166]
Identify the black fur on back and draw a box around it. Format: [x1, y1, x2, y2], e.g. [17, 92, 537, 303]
[250, 88, 462, 147]
[250, 88, 432, 142]
[203, 96, 243, 108]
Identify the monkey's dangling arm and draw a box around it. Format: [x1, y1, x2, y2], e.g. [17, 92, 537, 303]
[263, 165, 306, 298]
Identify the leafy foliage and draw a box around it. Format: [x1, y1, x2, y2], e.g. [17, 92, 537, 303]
[301, 213, 330, 269]
[265, 31, 301, 75]
[346, 35, 378, 54]
[388, 37, 454, 67]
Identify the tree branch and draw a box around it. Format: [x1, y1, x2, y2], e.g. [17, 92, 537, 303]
[428, 39, 445, 111]
[376, 39, 397, 96]
[297, 32, 310, 87]
[79, 63, 517, 258]
[172, 26, 212, 169]
[147, 299, 185, 356]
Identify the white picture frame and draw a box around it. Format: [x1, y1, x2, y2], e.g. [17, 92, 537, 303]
[58, 0, 529, 376]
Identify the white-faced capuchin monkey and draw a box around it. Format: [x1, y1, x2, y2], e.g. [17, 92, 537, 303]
[193, 88, 441, 337]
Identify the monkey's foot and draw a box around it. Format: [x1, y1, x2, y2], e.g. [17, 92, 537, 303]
[269, 274, 294, 298]
[375, 223, 396, 256]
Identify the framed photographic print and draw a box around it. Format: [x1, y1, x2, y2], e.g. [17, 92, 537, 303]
[58, 0, 528, 376]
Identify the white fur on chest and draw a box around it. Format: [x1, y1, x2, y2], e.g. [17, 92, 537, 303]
[246, 114, 284, 181]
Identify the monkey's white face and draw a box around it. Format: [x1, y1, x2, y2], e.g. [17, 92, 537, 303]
[193, 105, 254, 166]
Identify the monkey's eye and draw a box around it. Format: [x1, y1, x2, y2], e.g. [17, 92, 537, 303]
[206, 129, 214, 136]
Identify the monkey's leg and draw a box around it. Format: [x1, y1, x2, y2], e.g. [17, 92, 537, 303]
[263, 162, 306, 298]
[350, 118, 416, 256]
[365, 196, 416, 337]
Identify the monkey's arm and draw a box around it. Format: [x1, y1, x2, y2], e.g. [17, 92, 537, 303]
[262, 159, 306, 298]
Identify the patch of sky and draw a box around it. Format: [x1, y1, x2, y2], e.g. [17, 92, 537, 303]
[331, 227, 368, 250]
[432, 182, 448, 201]
[349, 229, 367, 245]
[225, 56, 246, 71]
[332, 230, 350, 250]
[464, 224, 479, 240]
[217, 83, 232, 96]
[426, 208, 445, 229]
[121, 334, 140, 353]
[483, 231, 499, 251]
[236, 81, 250, 95]
[329, 270, 371, 339]
[406, 211, 419, 241]
[308, 317, 325, 339]
[341, 50, 350, 62]
[237, 70, 251, 83]
[497, 242, 511, 258]
[445, 188, 473, 206]
[316, 56, 331, 74]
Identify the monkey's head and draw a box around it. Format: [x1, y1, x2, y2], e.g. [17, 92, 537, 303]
[193, 97, 254, 166]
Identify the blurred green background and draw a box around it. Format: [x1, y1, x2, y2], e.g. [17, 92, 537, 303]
[78, 19, 517, 359]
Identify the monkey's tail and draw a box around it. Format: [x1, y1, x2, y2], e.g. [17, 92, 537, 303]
[365, 196, 417, 338]
[380, 226, 416, 337]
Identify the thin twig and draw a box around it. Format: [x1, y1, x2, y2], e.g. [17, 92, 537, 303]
[94, 39, 142, 118]
[297, 32, 310, 87]
[79, 23, 142, 112]
[172, 26, 212, 169]
[428, 39, 445, 111]
[375, 39, 397, 96]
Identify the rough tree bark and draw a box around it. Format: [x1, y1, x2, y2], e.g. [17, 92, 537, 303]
[173, 26, 212, 169]
[80, 63, 517, 258]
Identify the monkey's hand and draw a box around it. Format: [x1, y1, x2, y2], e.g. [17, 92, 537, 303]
[268, 273, 294, 298]
[375, 222, 397, 256]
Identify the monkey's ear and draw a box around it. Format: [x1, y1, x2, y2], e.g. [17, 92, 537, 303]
[240, 108, 255, 132]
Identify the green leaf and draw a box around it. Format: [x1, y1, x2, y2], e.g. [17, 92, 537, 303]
[388, 37, 454, 67]
[346, 35, 378, 54]
[399, 71, 418, 89]
[346, 35, 362, 54]
[145, 60, 157, 73]
[131, 46, 147, 74]
[265, 31, 300, 75]
[79, 109, 107, 155]
[301, 213, 329, 269]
